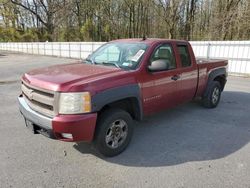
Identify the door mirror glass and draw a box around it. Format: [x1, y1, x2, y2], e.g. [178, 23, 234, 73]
[148, 59, 170, 72]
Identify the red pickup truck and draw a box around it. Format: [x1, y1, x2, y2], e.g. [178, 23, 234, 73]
[18, 39, 228, 156]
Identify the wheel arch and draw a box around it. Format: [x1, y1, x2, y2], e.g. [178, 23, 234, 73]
[203, 67, 227, 97]
[214, 75, 227, 91]
[92, 84, 143, 121]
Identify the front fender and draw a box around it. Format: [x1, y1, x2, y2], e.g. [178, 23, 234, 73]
[91, 84, 143, 119]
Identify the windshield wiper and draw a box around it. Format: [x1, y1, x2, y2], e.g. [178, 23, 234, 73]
[102, 62, 120, 68]
[84, 58, 96, 65]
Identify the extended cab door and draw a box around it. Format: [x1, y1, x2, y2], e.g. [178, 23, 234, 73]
[175, 43, 198, 103]
[141, 43, 182, 115]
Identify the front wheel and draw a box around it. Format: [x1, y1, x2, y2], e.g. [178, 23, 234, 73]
[202, 81, 222, 108]
[95, 109, 134, 157]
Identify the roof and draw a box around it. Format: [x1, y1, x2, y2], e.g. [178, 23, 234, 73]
[110, 38, 188, 45]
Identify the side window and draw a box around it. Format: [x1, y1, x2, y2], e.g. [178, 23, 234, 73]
[177, 45, 192, 67]
[151, 44, 176, 69]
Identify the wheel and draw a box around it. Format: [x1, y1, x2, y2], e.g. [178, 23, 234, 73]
[95, 108, 134, 157]
[202, 81, 222, 108]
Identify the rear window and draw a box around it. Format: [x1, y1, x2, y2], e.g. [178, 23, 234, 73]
[177, 45, 191, 67]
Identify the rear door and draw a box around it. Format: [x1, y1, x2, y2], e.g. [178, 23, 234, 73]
[176, 43, 198, 103]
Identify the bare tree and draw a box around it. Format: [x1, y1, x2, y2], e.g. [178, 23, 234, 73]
[10, 0, 69, 41]
[0, 0, 248, 42]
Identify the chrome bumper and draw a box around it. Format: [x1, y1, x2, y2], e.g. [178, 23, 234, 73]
[18, 96, 52, 129]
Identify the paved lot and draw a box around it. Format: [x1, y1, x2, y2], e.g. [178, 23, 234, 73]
[0, 51, 250, 188]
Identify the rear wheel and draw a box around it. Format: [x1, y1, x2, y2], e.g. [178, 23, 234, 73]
[202, 81, 222, 108]
[95, 108, 134, 157]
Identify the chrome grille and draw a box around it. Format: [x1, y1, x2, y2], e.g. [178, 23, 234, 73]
[21, 82, 55, 117]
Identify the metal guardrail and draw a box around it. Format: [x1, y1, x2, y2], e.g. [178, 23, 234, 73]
[0, 41, 250, 75]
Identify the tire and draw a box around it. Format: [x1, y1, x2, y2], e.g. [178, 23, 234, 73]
[95, 108, 134, 157]
[202, 81, 222, 108]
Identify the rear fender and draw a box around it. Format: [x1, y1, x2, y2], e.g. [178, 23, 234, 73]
[203, 67, 227, 97]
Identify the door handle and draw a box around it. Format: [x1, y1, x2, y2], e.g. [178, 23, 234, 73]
[171, 75, 180, 81]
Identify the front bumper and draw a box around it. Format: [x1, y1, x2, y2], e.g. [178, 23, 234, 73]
[18, 96, 97, 142]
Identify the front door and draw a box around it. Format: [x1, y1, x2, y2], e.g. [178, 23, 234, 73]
[141, 43, 181, 115]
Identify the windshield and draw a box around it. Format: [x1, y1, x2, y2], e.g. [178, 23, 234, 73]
[84, 42, 148, 70]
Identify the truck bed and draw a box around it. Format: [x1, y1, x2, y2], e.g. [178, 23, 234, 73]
[196, 58, 228, 65]
[196, 58, 228, 71]
[195, 58, 228, 97]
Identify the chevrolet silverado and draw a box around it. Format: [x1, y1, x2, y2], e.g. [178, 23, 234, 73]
[18, 38, 228, 156]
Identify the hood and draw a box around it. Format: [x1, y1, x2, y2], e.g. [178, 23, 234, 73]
[22, 62, 126, 91]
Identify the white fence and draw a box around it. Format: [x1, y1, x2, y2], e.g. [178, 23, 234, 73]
[0, 41, 250, 75]
[190, 41, 250, 75]
[0, 42, 105, 59]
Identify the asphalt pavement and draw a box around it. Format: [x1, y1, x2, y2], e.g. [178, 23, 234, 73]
[0, 51, 250, 188]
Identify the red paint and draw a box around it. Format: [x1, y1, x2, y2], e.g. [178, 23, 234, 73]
[22, 39, 228, 142]
[52, 113, 97, 142]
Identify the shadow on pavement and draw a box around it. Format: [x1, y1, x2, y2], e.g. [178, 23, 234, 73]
[74, 91, 250, 167]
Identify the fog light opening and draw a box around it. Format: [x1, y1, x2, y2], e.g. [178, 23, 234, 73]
[61, 133, 73, 139]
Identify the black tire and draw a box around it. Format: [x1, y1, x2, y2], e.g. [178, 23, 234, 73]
[95, 108, 134, 157]
[202, 81, 222, 108]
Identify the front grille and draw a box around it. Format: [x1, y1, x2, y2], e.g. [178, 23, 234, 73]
[21, 81, 56, 117]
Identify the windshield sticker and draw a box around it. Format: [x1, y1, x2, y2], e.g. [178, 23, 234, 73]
[122, 62, 133, 67]
[130, 50, 145, 62]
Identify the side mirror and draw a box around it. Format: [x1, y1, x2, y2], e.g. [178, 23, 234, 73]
[148, 59, 170, 72]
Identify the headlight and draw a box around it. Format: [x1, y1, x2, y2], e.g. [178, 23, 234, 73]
[58, 92, 91, 114]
